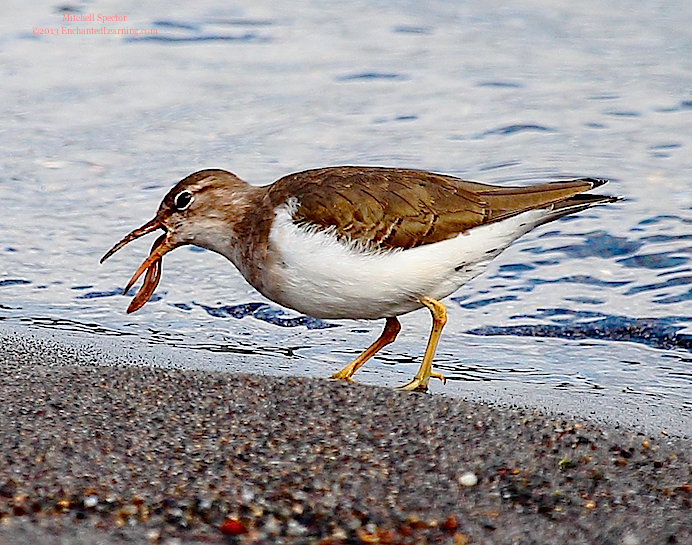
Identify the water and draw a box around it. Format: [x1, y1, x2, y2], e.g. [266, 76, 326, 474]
[2, 0, 691, 435]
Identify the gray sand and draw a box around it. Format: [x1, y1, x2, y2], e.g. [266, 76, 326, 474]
[0, 332, 691, 544]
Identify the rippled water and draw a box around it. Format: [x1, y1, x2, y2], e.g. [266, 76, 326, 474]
[2, 0, 692, 435]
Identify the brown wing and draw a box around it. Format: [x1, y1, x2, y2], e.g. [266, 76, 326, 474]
[267, 166, 611, 250]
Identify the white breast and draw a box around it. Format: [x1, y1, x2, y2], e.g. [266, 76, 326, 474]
[259, 207, 548, 320]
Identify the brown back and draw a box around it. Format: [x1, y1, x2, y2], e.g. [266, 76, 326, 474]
[267, 166, 607, 250]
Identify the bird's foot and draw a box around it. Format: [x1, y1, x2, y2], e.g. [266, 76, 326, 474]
[331, 370, 355, 382]
[398, 378, 428, 392]
[397, 370, 445, 392]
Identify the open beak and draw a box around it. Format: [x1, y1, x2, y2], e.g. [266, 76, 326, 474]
[101, 218, 178, 313]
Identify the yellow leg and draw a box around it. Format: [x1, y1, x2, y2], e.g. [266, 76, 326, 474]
[332, 317, 401, 381]
[399, 297, 447, 392]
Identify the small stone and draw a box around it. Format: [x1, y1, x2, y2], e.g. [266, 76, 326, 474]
[441, 515, 458, 532]
[286, 519, 307, 536]
[263, 515, 281, 536]
[220, 518, 247, 535]
[356, 527, 380, 543]
[453, 533, 469, 545]
[121, 504, 139, 517]
[377, 528, 396, 544]
[291, 502, 304, 515]
[459, 472, 478, 487]
[84, 496, 98, 508]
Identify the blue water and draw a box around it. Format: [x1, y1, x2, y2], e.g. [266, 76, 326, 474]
[1, 0, 692, 435]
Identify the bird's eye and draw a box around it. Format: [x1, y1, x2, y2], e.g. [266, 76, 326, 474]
[174, 190, 193, 211]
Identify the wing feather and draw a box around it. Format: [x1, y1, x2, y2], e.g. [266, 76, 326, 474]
[267, 166, 613, 250]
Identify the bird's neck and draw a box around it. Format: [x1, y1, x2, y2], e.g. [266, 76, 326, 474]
[196, 183, 277, 290]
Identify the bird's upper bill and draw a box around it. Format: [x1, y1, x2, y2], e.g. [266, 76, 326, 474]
[100, 217, 178, 313]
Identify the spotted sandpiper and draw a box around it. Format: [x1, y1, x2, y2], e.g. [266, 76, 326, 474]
[101, 166, 618, 391]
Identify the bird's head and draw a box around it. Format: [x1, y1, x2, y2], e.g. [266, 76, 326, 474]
[101, 169, 252, 313]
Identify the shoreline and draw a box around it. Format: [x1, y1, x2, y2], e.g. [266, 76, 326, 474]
[1, 331, 691, 544]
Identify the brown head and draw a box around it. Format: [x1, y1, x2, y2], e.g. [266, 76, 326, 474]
[100, 169, 256, 313]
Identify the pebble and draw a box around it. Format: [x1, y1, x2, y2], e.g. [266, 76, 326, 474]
[458, 472, 478, 487]
[622, 535, 640, 545]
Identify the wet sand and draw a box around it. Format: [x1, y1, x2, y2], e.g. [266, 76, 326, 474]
[1, 331, 691, 544]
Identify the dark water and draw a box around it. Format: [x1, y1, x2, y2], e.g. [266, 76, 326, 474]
[2, 0, 692, 435]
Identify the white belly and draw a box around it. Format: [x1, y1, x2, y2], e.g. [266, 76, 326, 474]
[258, 207, 547, 320]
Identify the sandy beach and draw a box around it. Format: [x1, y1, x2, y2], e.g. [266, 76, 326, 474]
[0, 330, 690, 545]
